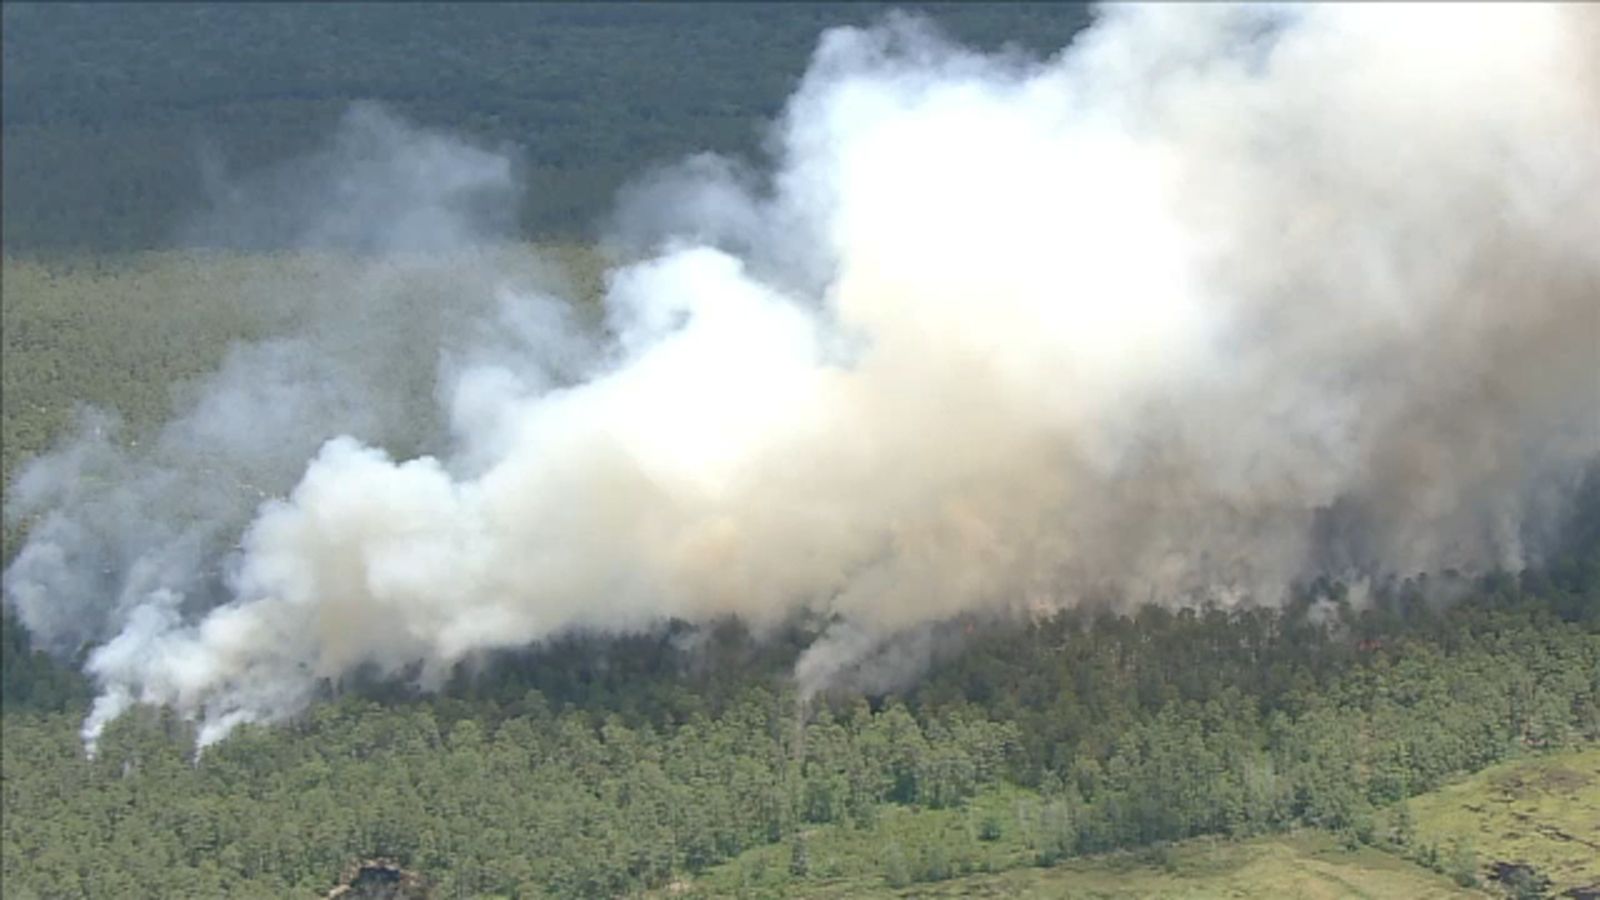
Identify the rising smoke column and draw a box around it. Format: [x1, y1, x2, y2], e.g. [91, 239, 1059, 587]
[4, 3, 1598, 749]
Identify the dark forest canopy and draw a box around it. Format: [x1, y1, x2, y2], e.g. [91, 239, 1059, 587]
[1, 2, 1093, 253]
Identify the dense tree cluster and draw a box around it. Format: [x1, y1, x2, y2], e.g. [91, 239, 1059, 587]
[3, 573, 1595, 897]
[2, 678, 1017, 896]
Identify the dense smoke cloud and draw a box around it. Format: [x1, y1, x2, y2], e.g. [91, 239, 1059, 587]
[4, 4, 1598, 749]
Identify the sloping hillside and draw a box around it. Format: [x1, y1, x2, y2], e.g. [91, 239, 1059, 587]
[1389, 747, 1600, 897]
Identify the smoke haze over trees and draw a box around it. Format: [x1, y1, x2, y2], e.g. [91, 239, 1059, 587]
[7, 2, 1597, 750]
[1, 4, 1598, 898]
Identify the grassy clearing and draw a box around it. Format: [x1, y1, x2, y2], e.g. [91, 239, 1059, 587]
[686, 784, 1044, 896]
[889, 834, 1475, 900]
[667, 785, 1477, 899]
[1385, 746, 1600, 896]
[674, 747, 1600, 898]
[676, 831, 1475, 899]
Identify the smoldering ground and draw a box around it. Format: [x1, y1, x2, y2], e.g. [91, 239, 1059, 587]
[3, 4, 1597, 749]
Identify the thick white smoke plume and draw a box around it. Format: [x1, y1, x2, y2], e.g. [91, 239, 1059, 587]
[5, 4, 1598, 749]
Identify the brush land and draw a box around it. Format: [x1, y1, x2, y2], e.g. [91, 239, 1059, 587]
[698, 747, 1600, 900]
[4, 5, 1600, 899]
[670, 789, 1484, 899]
[1385, 747, 1600, 898]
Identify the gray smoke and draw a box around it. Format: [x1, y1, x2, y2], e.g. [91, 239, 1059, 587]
[3, 4, 1597, 749]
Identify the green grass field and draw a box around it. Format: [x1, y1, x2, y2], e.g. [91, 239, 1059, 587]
[1387, 746, 1600, 897]
[668, 748, 1600, 898]
[663, 784, 1479, 899]
[673, 827, 1479, 899]
[877, 835, 1476, 899]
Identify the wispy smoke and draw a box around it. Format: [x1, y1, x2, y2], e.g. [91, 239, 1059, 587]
[4, 4, 1598, 749]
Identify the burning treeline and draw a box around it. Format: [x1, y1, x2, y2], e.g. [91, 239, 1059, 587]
[3, 3, 1598, 750]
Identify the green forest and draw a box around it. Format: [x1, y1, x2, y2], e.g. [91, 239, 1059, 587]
[1, 3, 1091, 253]
[4, 565, 1599, 897]
[1, 256, 1591, 896]
[4, 4, 1599, 899]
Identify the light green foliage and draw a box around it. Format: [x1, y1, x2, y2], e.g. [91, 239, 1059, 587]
[0, 689, 1020, 898]
[1381, 746, 1600, 896]
[2, 252, 277, 488]
[684, 784, 1038, 896]
[679, 824, 1479, 899]
[0, 247, 607, 560]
